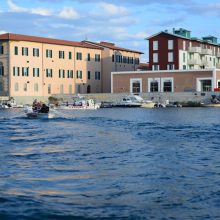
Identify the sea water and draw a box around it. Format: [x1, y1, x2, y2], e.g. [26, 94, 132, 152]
[0, 108, 220, 219]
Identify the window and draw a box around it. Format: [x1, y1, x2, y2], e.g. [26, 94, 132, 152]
[22, 47, 28, 56]
[135, 58, 140, 65]
[22, 67, 29, 76]
[168, 52, 173, 62]
[153, 53, 158, 63]
[87, 53, 90, 61]
[33, 48, 39, 57]
[14, 83, 19, 91]
[183, 65, 187, 70]
[46, 49, 52, 58]
[183, 41, 186, 50]
[0, 62, 4, 76]
[67, 70, 73, 78]
[150, 81, 159, 92]
[24, 83, 27, 91]
[167, 64, 175, 70]
[69, 85, 72, 94]
[46, 69, 53, 78]
[152, 65, 159, 70]
[87, 71, 91, 80]
[59, 51, 65, 59]
[153, 41, 158, 51]
[218, 81, 220, 88]
[33, 68, 40, 77]
[60, 84, 64, 94]
[76, 52, 82, 60]
[0, 45, 3, 55]
[123, 56, 127, 64]
[0, 82, 3, 91]
[95, 54, 100, 62]
[14, 46, 18, 55]
[112, 54, 115, 62]
[77, 85, 81, 93]
[130, 78, 142, 94]
[183, 53, 186, 62]
[59, 69, 65, 78]
[95, 71, 101, 80]
[69, 51, 72, 60]
[168, 40, 174, 50]
[13, 67, 20, 76]
[48, 84, 51, 94]
[34, 83, 38, 92]
[76, 70, 82, 79]
[162, 79, 173, 92]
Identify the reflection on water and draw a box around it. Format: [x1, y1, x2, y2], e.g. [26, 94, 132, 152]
[0, 108, 220, 219]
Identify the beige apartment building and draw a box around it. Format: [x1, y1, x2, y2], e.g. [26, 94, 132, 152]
[0, 33, 143, 98]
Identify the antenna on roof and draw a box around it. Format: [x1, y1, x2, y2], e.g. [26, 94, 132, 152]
[85, 35, 88, 41]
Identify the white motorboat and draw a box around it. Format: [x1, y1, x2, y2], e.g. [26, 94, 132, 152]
[24, 104, 50, 118]
[60, 98, 100, 110]
[113, 95, 142, 107]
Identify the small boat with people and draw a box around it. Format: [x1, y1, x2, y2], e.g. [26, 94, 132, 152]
[60, 96, 100, 110]
[24, 99, 50, 118]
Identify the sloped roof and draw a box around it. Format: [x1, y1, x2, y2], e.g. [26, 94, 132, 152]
[83, 40, 144, 54]
[146, 31, 220, 46]
[0, 33, 103, 50]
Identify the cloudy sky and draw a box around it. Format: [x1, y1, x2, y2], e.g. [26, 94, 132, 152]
[0, 0, 220, 61]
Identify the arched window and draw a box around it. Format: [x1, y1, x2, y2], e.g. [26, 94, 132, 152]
[60, 84, 64, 94]
[0, 62, 4, 76]
[14, 83, 19, 91]
[34, 83, 38, 92]
[69, 85, 72, 94]
[24, 83, 27, 91]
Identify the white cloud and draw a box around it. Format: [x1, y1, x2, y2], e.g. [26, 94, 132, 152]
[7, 0, 27, 13]
[30, 8, 52, 16]
[0, 30, 7, 34]
[99, 2, 129, 16]
[58, 7, 80, 20]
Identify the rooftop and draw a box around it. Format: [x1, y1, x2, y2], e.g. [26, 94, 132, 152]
[0, 33, 103, 50]
[146, 28, 220, 46]
[83, 40, 144, 54]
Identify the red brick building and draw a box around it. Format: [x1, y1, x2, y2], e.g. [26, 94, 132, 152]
[147, 28, 220, 71]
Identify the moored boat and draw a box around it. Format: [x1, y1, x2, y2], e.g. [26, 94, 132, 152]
[60, 97, 100, 110]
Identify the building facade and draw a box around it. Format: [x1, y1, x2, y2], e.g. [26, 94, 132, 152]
[83, 41, 143, 93]
[148, 28, 220, 71]
[0, 33, 143, 98]
[112, 69, 220, 93]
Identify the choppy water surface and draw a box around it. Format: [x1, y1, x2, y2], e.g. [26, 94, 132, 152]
[0, 107, 220, 220]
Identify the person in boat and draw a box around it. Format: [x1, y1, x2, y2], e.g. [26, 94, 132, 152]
[32, 99, 39, 111]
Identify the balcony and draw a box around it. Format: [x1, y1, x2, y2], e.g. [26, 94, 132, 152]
[188, 59, 201, 65]
[188, 47, 202, 53]
[201, 49, 212, 55]
[216, 63, 220, 68]
[217, 53, 220, 58]
[201, 60, 213, 67]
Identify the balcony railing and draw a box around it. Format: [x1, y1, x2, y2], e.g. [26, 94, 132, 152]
[201, 49, 212, 55]
[188, 47, 202, 53]
[188, 59, 201, 65]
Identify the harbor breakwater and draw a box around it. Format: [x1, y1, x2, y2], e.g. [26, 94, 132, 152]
[6, 91, 218, 106]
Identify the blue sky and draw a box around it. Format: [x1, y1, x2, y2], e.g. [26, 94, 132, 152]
[0, 0, 220, 62]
